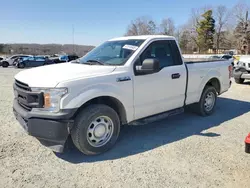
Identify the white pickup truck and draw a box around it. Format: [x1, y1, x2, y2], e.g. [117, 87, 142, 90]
[13, 35, 232, 155]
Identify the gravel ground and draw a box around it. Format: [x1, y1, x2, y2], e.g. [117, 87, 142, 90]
[0, 68, 249, 188]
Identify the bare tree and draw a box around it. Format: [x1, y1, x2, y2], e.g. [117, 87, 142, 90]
[234, 2, 250, 22]
[159, 18, 175, 36]
[234, 2, 250, 54]
[125, 17, 157, 36]
[214, 5, 230, 53]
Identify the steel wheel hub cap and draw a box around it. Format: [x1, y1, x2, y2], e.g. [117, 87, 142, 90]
[94, 124, 106, 138]
[204, 92, 215, 111]
[87, 116, 114, 147]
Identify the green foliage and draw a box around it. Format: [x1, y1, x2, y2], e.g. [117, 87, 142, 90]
[196, 10, 215, 52]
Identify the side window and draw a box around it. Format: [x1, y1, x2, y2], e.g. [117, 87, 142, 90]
[35, 57, 45, 61]
[138, 41, 175, 69]
[27, 57, 35, 61]
[169, 40, 183, 65]
[11, 56, 17, 59]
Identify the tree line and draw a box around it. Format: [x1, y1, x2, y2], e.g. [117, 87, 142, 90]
[125, 2, 250, 54]
[0, 43, 94, 56]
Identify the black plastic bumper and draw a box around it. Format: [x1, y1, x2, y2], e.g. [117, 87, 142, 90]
[13, 99, 77, 152]
[233, 67, 249, 79]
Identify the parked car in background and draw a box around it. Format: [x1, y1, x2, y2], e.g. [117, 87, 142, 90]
[233, 55, 250, 84]
[49, 54, 79, 64]
[0, 56, 4, 66]
[16, 56, 54, 68]
[60, 54, 79, 62]
[1, 55, 32, 67]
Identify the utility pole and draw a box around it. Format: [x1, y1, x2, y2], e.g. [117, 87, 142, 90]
[72, 25, 75, 54]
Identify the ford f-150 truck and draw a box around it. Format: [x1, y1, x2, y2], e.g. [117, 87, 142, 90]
[13, 35, 232, 155]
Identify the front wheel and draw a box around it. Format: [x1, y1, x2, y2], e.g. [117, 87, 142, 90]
[71, 104, 120, 155]
[18, 63, 25, 68]
[196, 86, 217, 116]
[2, 61, 9, 68]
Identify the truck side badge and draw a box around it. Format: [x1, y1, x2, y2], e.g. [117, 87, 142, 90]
[116, 76, 131, 82]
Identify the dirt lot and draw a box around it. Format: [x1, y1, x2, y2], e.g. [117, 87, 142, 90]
[0, 68, 249, 188]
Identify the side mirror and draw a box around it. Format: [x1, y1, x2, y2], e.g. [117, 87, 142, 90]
[140, 58, 160, 74]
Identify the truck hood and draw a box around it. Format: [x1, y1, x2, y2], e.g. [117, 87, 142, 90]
[15, 63, 116, 87]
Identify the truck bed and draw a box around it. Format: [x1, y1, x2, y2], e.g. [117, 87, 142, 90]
[185, 59, 231, 106]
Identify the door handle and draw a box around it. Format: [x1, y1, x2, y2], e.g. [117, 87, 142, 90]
[172, 73, 181, 79]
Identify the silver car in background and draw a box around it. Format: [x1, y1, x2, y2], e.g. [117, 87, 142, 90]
[1, 55, 32, 68]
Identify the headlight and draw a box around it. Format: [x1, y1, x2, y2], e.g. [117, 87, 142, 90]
[31, 88, 67, 112]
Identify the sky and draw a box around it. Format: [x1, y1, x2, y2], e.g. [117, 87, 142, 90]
[0, 0, 245, 46]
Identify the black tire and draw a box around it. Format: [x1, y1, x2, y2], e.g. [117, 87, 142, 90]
[71, 104, 120, 155]
[18, 63, 25, 69]
[195, 86, 217, 116]
[234, 78, 244, 84]
[2, 61, 9, 68]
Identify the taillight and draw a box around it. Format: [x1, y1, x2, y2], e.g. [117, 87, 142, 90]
[228, 65, 233, 78]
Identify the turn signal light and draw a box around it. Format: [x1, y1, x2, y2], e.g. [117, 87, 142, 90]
[44, 93, 51, 108]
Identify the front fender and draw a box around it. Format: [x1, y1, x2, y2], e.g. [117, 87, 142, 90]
[61, 82, 134, 122]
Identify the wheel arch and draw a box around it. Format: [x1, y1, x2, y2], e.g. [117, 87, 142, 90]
[204, 77, 221, 94]
[73, 96, 128, 125]
[197, 77, 221, 103]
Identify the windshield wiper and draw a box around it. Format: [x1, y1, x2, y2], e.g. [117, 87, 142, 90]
[86, 59, 105, 65]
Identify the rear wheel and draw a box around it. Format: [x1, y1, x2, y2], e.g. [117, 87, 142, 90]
[71, 104, 120, 155]
[2, 61, 9, 68]
[195, 86, 217, 116]
[234, 78, 244, 84]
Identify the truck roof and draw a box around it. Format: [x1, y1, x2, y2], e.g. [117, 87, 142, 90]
[109, 35, 175, 41]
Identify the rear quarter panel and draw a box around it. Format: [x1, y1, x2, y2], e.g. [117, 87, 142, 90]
[186, 61, 231, 105]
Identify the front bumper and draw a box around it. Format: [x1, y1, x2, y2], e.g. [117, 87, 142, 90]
[13, 99, 77, 152]
[241, 73, 250, 79]
[233, 67, 250, 80]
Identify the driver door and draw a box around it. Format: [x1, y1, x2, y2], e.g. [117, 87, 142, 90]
[133, 40, 187, 120]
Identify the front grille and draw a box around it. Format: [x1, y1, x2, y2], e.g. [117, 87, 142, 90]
[19, 103, 32, 111]
[14, 80, 43, 111]
[15, 79, 31, 91]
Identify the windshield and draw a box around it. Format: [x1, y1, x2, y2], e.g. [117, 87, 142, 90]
[78, 39, 145, 65]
